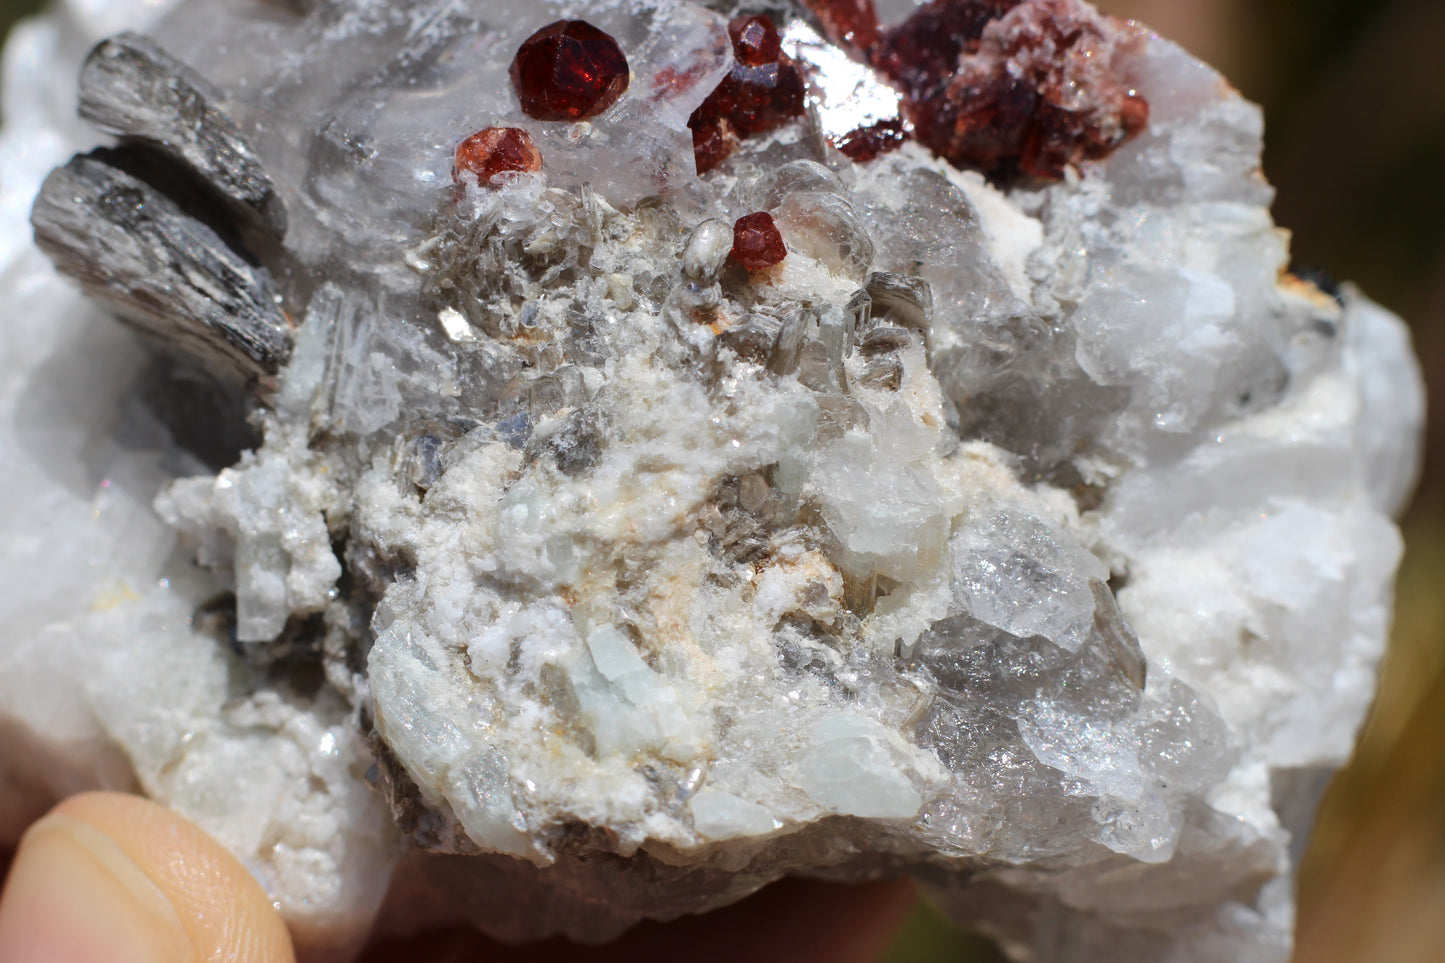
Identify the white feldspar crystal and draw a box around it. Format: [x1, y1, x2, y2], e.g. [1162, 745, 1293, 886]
[0, 0, 1425, 961]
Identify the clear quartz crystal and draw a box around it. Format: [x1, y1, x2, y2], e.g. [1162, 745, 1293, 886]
[0, 0, 1426, 961]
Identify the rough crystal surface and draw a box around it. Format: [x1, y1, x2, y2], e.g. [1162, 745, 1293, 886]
[0, 1, 1426, 962]
[453, 127, 544, 186]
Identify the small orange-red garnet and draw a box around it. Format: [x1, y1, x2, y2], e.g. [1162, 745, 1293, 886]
[453, 127, 543, 186]
[511, 20, 630, 122]
[730, 212, 786, 270]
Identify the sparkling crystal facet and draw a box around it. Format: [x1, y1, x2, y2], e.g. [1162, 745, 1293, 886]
[730, 14, 782, 66]
[510, 20, 630, 122]
[687, 14, 805, 174]
[730, 212, 786, 269]
[453, 127, 543, 185]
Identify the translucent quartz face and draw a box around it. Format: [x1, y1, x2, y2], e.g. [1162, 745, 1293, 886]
[5, 0, 1424, 960]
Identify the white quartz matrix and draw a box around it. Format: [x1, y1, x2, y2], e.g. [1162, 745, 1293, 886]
[0, 0, 1426, 960]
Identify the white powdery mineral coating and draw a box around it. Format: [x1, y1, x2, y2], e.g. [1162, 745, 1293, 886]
[0, 2, 1428, 963]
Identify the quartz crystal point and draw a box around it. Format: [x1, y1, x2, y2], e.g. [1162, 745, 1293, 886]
[0, 0, 1425, 960]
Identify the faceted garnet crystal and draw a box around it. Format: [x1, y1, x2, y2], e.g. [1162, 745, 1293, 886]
[687, 14, 806, 174]
[510, 20, 630, 122]
[731, 14, 783, 65]
[452, 127, 542, 185]
[730, 211, 786, 269]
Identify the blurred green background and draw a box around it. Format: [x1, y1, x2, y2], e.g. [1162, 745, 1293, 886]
[2, 1, 1440, 960]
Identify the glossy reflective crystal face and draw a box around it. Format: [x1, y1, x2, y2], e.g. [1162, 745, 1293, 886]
[510, 19, 631, 122]
[688, 13, 806, 173]
[731, 14, 783, 65]
[9, 0, 1424, 961]
[453, 127, 543, 186]
[729, 211, 788, 269]
[687, 0, 1150, 178]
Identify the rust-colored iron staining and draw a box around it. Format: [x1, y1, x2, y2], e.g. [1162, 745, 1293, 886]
[687, 14, 807, 174]
[511, 20, 630, 122]
[730, 212, 787, 270]
[453, 127, 543, 186]
[806, 0, 1150, 178]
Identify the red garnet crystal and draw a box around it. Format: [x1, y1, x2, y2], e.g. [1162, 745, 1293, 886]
[510, 20, 630, 122]
[709, 62, 806, 138]
[730, 212, 787, 270]
[731, 14, 783, 66]
[687, 14, 806, 174]
[834, 118, 909, 162]
[453, 127, 543, 185]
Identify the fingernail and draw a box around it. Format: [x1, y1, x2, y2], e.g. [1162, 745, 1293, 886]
[0, 812, 194, 963]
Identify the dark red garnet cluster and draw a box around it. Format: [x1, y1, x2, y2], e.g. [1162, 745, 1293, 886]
[688, 14, 806, 174]
[807, 0, 1151, 179]
[457, 2, 1150, 191]
[455, 20, 632, 187]
[730, 212, 787, 270]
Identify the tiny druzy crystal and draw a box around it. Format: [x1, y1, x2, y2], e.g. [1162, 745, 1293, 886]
[510, 20, 630, 122]
[730, 211, 787, 269]
[453, 127, 542, 185]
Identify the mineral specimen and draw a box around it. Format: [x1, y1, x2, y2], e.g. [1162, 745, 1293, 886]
[0, 0, 1426, 961]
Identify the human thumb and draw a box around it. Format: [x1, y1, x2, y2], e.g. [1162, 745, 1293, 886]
[0, 791, 294, 963]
